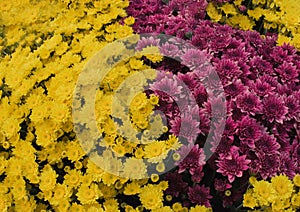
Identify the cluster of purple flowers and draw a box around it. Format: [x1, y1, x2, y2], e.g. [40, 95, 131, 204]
[127, 0, 300, 209]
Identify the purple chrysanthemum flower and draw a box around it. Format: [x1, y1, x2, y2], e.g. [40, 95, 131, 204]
[159, 42, 180, 58]
[238, 116, 263, 148]
[210, 36, 230, 51]
[191, 166, 204, 183]
[136, 36, 160, 50]
[181, 48, 208, 69]
[256, 153, 280, 179]
[275, 61, 299, 82]
[279, 152, 296, 179]
[236, 91, 262, 115]
[188, 185, 212, 207]
[176, 144, 206, 174]
[150, 75, 183, 101]
[202, 96, 227, 122]
[216, 59, 242, 80]
[255, 132, 280, 153]
[285, 95, 300, 121]
[224, 79, 246, 98]
[193, 84, 208, 106]
[249, 56, 273, 75]
[177, 72, 198, 91]
[250, 77, 275, 97]
[213, 136, 234, 154]
[262, 95, 288, 124]
[214, 178, 232, 192]
[165, 172, 188, 198]
[170, 115, 200, 142]
[216, 146, 251, 183]
[198, 112, 210, 135]
[270, 46, 293, 64]
[224, 47, 249, 62]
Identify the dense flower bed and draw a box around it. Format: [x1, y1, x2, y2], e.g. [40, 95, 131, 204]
[0, 0, 299, 211]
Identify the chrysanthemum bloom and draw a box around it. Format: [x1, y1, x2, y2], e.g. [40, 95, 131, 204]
[254, 132, 280, 154]
[285, 95, 300, 121]
[271, 174, 294, 199]
[262, 95, 288, 124]
[224, 79, 246, 98]
[210, 36, 230, 51]
[250, 77, 275, 97]
[192, 86, 208, 107]
[238, 116, 263, 148]
[176, 144, 205, 174]
[279, 153, 296, 179]
[139, 184, 164, 210]
[191, 166, 204, 183]
[236, 91, 262, 115]
[188, 185, 212, 207]
[181, 48, 208, 69]
[214, 178, 232, 192]
[159, 43, 180, 58]
[270, 46, 293, 64]
[255, 153, 280, 179]
[215, 59, 242, 81]
[275, 61, 299, 83]
[150, 75, 183, 101]
[170, 115, 200, 143]
[216, 146, 250, 183]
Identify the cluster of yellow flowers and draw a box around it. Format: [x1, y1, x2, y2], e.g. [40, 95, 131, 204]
[206, 0, 300, 49]
[243, 174, 300, 211]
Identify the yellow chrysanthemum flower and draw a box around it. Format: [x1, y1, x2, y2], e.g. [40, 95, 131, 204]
[139, 184, 164, 210]
[271, 174, 294, 199]
[76, 183, 100, 205]
[124, 181, 141, 195]
[253, 180, 275, 206]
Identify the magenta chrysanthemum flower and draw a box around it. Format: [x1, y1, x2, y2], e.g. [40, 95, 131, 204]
[150, 75, 183, 101]
[254, 132, 280, 154]
[135, 36, 160, 50]
[236, 91, 262, 115]
[238, 116, 263, 148]
[214, 178, 232, 192]
[275, 61, 299, 82]
[191, 166, 204, 183]
[181, 48, 208, 69]
[216, 59, 242, 80]
[285, 95, 300, 121]
[224, 79, 246, 98]
[250, 77, 275, 97]
[279, 152, 296, 179]
[170, 115, 200, 142]
[176, 144, 206, 174]
[256, 153, 280, 179]
[188, 185, 212, 207]
[262, 95, 288, 124]
[216, 146, 251, 183]
[213, 136, 234, 154]
[270, 46, 293, 64]
[159, 42, 180, 58]
[249, 56, 273, 75]
[210, 36, 230, 51]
